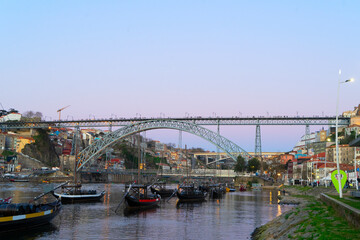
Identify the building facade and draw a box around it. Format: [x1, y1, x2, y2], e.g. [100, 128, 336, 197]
[325, 144, 355, 164]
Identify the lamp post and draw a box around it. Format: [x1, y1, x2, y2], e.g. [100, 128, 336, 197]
[335, 69, 354, 198]
[355, 147, 358, 191]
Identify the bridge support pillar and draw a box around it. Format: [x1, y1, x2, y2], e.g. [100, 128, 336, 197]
[305, 124, 310, 153]
[255, 124, 262, 157]
[70, 126, 80, 156]
[178, 130, 182, 149]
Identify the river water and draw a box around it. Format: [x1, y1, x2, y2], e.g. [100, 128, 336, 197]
[0, 182, 294, 240]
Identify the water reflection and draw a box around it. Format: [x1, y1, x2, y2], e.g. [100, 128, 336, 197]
[1, 222, 58, 240]
[124, 207, 158, 217]
[0, 183, 294, 239]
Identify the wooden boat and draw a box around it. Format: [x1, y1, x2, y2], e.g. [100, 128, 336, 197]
[150, 182, 174, 198]
[51, 129, 105, 204]
[9, 178, 30, 182]
[0, 197, 12, 204]
[225, 183, 236, 192]
[51, 184, 105, 204]
[124, 184, 160, 209]
[226, 187, 236, 192]
[0, 200, 61, 232]
[176, 185, 207, 202]
[239, 185, 247, 192]
[209, 184, 224, 199]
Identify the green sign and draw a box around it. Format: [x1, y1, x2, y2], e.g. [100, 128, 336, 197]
[331, 170, 347, 193]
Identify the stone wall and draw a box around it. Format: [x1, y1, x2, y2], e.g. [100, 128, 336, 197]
[320, 193, 360, 229]
[17, 153, 45, 169]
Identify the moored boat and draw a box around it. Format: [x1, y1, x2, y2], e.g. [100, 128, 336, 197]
[150, 182, 174, 198]
[52, 128, 105, 204]
[226, 187, 236, 192]
[0, 200, 61, 232]
[51, 184, 105, 204]
[124, 184, 160, 209]
[239, 185, 247, 192]
[10, 178, 30, 182]
[209, 184, 224, 199]
[176, 185, 206, 202]
[0, 197, 12, 204]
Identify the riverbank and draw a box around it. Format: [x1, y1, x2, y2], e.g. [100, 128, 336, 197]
[252, 186, 360, 240]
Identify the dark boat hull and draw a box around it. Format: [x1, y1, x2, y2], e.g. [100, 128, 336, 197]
[52, 191, 105, 204]
[176, 191, 206, 202]
[0, 200, 61, 232]
[210, 190, 223, 199]
[150, 187, 174, 198]
[125, 195, 160, 209]
[9, 179, 29, 182]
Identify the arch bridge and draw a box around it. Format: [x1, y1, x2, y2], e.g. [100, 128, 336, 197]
[76, 119, 251, 171]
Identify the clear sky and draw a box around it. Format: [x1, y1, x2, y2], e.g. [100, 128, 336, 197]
[1, 1, 359, 152]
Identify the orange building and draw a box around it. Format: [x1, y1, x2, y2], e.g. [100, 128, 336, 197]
[280, 153, 295, 164]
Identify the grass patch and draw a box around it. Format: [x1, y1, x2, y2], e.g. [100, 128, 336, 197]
[293, 199, 360, 239]
[327, 195, 360, 210]
[285, 185, 313, 192]
[291, 195, 316, 201]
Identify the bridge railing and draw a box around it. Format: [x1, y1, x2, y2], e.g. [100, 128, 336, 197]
[0, 116, 350, 129]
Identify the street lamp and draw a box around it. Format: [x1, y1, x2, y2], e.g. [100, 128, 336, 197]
[335, 69, 354, 198]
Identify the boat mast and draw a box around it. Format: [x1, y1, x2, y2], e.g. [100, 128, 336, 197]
[185, 144, 188, 184]
[74, 126, 79, 186]
[137, 133, 141, 184]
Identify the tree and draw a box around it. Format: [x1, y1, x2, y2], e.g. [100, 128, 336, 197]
[22, 111, 43, 121]
[234, 155, 246, 173]
[247, 158, 260, 172]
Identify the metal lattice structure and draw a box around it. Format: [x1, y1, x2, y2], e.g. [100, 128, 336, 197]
[0, 116, 350, 130]
[305, 124, 310, 151]
[255, 124, 262, 157]
[76, 119, 251, 171]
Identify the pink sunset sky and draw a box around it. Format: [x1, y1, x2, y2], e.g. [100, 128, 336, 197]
[1, 1, 359, 152]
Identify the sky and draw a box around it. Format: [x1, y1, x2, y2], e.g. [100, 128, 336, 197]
[1, 0, 359, 152]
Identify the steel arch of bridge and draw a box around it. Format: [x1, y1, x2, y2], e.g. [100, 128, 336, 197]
[76, 119, 251, 171]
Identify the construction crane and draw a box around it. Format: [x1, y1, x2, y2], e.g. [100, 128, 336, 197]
[57, 105, 70, 120]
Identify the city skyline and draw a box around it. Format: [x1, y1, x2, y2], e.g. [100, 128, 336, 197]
[1, 1, 359, 152]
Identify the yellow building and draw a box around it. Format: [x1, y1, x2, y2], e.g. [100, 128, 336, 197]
[319, 129, 327, 142]
[16, 136, 35, 153]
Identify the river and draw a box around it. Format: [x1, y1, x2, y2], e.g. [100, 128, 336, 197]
[0, 182, 294, 240]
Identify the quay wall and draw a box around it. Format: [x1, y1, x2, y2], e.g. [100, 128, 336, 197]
[17, 154, 44, 169]
[320, 193, 360, 229]
[80, 173, 158, 183]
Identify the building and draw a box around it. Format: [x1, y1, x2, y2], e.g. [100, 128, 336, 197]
[0, 133, 17, 151]
[293, 132, 317, 152]
[294, 129, 329, 156]
[345, 124, 360, 137]
[308, 141, 333, 156]
[325, 144, 355, 165]
[343, 104, 360, 125]
[154, 141, 165, 152]
[0, 110, 21, 123]
[16, 136, 35, 153]
[280, 153, 295, 165]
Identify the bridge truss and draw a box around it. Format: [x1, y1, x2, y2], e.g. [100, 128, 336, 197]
[76, 119, 252, 171]
[0, 116, 350, 130]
